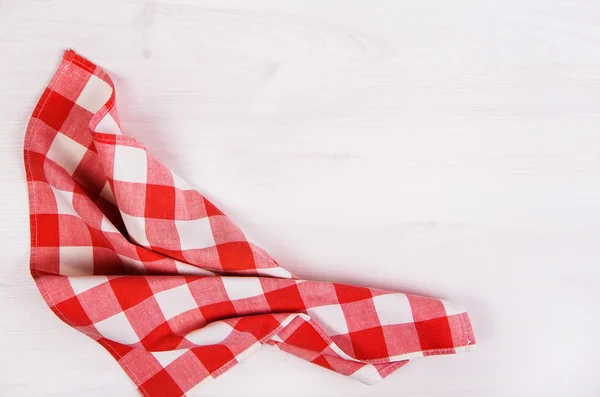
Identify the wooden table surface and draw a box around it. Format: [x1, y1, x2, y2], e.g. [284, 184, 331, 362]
[1, 1, 599, 396]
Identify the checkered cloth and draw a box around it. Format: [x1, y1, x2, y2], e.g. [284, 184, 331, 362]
[24, 50, 475, 397]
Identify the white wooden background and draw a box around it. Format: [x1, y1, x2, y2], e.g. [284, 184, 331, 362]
[1, 1, 599, 396]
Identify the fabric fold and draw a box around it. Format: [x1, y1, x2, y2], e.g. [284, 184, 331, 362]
[24, 50, 475, 397]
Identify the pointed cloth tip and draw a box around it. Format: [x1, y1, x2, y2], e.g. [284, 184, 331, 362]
[24, 50, 475, 397]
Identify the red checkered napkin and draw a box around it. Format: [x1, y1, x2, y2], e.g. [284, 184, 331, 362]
[24, 50, 475, 397]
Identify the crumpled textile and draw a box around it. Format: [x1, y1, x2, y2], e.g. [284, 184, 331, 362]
[24, 50, 476, 397]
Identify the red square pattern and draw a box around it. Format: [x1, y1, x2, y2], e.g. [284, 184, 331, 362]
[232, 314, 281, 341]
[98, 337, 134, 360]
[32, 214, 60, 246]
[192, 345, 236, 373]
[25, 152, 51, 182]
[312, 355, 335, 371]
[88, 226, 115, 249]
[141, 322, 184, 351]
[264, 284, 306, 312]
[334, 283, 373, 304]
[53, 296, 92, 327]
[414, 317, 454, 352]
[145, 184, 176, 219]
[348, 326, 389, 361]
[216, 241, 256, 272]
[203, 197, 223, 216]
[140, 369, 183, 397]
[110, 276, 154, 311]
[33, 89, 75, 131]
[200, 301, 236, 323]
[93, 247, 124, 274]
[283, 321, 329, 352]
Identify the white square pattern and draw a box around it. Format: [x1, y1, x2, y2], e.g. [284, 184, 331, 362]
[118, 254, 147, 274]
[120, 212, 150, 247]
[307, 304, 349, 336]
[59, 246, 94, 276]
[175, 218, 216, 250]
[257, 266, 292, 279]
[99, 182, 116, 204]
[372, 293, 414, 326]
[68, 276, 109, 295]
[154, 284, 198, 320]
[171, 171, 192, 190]
[94, 113, 121, 135]
[441, 299, 466, 316]
[100, 216, 118, 233]
[389, 351, 424, 361]
[113, 145, 148, 183]
[184, 321, 233, 346]
[151, 350, 187, 367]
[46, 132, 88, 175]
[174, 260, 216, 276]
[221, 277, 264, 301]
[75, 74, 112, 113]
[94, 312, 140, 345]
[51, 187, 78, 217]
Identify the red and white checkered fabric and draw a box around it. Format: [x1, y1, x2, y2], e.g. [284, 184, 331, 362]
[24, 50, 476, 397]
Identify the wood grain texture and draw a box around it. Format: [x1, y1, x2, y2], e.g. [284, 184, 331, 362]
[1, 0, 599, 396]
